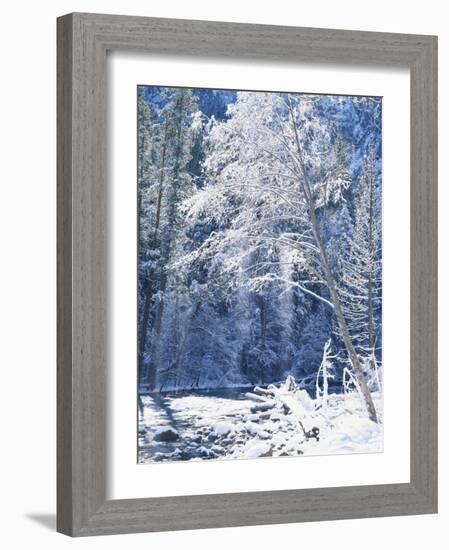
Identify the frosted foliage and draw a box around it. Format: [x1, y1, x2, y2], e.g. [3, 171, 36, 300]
[182, 92, 353, 305]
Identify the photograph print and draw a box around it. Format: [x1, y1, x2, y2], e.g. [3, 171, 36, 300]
[137, 85, 382, 463]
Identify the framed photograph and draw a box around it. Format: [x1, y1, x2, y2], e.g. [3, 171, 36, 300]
[57, 12, 438, 536]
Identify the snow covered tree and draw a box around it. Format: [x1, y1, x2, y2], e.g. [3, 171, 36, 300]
[138, 88, 200, 389]
[180, 91, 379, 422]
[339, 145, 382, 385]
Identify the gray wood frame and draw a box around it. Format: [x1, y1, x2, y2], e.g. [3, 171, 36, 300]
[57, 12, 438, 537]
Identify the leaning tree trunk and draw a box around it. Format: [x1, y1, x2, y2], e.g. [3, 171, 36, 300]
[287, 98, 378, 423]
[308, 201, 378, 423]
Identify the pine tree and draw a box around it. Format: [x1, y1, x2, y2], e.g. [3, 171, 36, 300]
[139, 88, 200, 390]
[339, 145, 382, 382]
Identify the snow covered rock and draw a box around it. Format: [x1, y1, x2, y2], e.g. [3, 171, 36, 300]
[197, 446, 218, 459]
[152, 452, 166, 462]
[241, 440, 273, 458]
[284, 433, 305, 452]
[242, 413, 260, 423]
[245, 422, 270, 439]
[153, 427, 179, 442]
[212, 422, 235, 437]
[245, 422, 261, 436]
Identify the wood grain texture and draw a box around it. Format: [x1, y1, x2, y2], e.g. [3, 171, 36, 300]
[57, 12, 438, 536]
[57, 13, 74, 536]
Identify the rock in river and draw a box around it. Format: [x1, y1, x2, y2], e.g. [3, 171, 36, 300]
[153, 427, 179, 442]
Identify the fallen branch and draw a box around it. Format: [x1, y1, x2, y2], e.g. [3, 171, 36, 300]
[244, 392, 270, 403]
[251, 377, 319, 441]
[253, 386, 276, 397]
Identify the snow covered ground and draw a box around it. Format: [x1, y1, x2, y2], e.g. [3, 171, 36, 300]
[138, 384, 383, 463]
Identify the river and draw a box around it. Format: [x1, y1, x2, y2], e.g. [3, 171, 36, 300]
[138, 387, 267, 462]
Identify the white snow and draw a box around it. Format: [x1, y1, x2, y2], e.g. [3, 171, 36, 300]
[139, 387, 383, 464]
[239, 440, 272, 458]
[211, 422, 235, 437]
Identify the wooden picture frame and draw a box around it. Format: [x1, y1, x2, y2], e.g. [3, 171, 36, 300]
[57, 12, 438, 536]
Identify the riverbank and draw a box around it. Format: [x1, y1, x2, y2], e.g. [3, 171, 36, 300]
[138, 383, 382, 463]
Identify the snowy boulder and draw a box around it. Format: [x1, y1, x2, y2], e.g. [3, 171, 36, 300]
[242, 440, 273, 458]
[171, 448, 191, 461]
[285, 433, 305, 452]
[245, 422, 270, 439]
[197, 446, 218, 459]
[261, 421, 279, 434]
[211, 444, 225, 455]
[153, 427, 179, 442]
[152, 452, 166, 462]
[242, 413, 260, 423]
[245, 422, 261, 436]
[212, 422, 235, 437]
